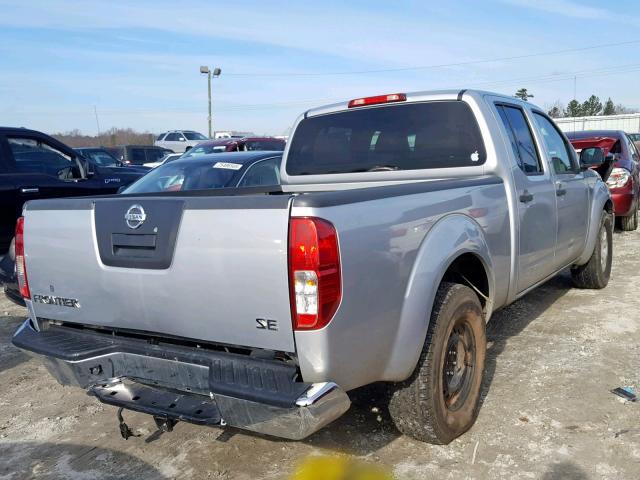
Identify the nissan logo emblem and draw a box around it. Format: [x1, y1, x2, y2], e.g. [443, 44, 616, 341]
[124, 204, 146, 229]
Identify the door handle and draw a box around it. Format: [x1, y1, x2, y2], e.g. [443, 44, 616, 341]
[20, 187, 39, 194]
[519, 191, 534, 203]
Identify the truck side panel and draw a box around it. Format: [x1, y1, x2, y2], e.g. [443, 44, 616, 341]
[292, 179, 510, 391]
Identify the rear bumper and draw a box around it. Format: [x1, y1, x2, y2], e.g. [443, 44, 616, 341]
[12, 320, 350, 440]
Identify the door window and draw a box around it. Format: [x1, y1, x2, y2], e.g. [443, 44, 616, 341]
[145, 149, 167, 163]
[533, 113, 577, 174]
[130, 148, 147, 165]
[495, 105, 542, 174]
[238, 158, 281, 187]
[165, 133, 179, 141]
[8, 137, 82, 179]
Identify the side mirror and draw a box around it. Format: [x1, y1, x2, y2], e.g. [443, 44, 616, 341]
[579, 147, 605, 169]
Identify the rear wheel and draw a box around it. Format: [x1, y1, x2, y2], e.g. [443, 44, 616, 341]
[619, 207, 638, 231]
[571, 211, 612, 289]
[388, 282, 486, 444]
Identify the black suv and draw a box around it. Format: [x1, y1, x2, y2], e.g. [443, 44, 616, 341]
[105, 145, 174, 166]
[0, 128, 147, 300]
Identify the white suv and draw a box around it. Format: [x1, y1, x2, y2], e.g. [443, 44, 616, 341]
[154, 130, 208, 153]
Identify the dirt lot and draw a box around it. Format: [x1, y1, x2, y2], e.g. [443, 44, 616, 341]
[1, 230, 639, 480]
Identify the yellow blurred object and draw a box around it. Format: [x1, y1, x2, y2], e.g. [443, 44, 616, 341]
[291, 456, 393, 480]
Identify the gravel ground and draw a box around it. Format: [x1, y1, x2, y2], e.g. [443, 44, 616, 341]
[1, 230, 639, 479]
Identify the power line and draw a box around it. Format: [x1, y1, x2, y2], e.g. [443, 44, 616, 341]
[223, 39, 640, 77]
[11, 62, 640, 116]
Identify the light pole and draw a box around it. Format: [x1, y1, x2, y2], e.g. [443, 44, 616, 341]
[200, 66, 221, 138]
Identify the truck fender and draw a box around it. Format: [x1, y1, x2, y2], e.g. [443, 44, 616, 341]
[381, 213, 494, 381]
[575, 182, 613, 266]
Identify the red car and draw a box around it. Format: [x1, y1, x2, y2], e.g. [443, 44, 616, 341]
[182, 137, 286, 156]
[568, 130, 640, 231]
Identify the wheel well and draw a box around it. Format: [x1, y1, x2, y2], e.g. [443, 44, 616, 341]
[185, 146, 192, 151]
[604, 199, 614, 214]
[441, 253, 489, 309]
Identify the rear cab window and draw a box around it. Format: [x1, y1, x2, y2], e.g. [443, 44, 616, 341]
[286, 101, 486, 175]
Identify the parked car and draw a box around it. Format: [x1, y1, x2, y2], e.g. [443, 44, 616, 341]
[567, 130, 640, 230]
[154, 130, 208, 153]
[143, 152, 183, 169]
[105, 145, 173, 167]
[74, 147, 150, 173]
[11, 90, 613, 445]
[182, 137, 286, 156]
[125, 151, 282, 193]
[0, 128, 146, 304]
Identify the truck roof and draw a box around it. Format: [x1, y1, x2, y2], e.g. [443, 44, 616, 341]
[303, 89, 537, 118]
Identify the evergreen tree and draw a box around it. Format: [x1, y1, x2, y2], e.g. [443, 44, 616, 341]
[514, 88, 534, 102]
[602, 98, 615, 115]
[581, 95, 602, 116]
[564, 99, 583, 117]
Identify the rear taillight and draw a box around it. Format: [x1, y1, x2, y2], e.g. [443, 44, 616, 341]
[348, 93, 406, 108]
[15, 217, 30, 299]
[289, 217, 341, 330]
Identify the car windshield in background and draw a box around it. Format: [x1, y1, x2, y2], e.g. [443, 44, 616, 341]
[183, 145, 226, 157]
[123, 160, 237, 193]
[183, 132, 208, 141]
[242, 140, 285, 151]
[83, 150, 119, 167]
[286, 101, 486, 175]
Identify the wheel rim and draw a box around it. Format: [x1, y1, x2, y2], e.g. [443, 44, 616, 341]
[600, 225, 608, 272]
[442, 316, 476, 411]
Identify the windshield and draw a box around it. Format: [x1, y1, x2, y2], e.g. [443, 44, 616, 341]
[123, 160, 239, 193]
[182, 144, 227, 157]
[183, 132, 208, 141]
[286, 101, 486, 175]
[84, 150, 119, 167]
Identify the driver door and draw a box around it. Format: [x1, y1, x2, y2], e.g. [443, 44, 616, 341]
[3, 133, 90, 218]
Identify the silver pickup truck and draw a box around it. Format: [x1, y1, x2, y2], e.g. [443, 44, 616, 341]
[12, 90, 613, 444]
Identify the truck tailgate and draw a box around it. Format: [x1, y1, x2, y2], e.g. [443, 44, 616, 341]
[23, 195, 296, 352]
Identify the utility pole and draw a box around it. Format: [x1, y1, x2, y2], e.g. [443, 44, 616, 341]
[93, 105, 101, 139]
[200, 66, 221, 138]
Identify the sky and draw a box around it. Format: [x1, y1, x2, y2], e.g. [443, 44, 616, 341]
[1, 0, 640, 137]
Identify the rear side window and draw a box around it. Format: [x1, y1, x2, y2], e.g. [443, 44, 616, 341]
[156, 133, 166, 141]
[238, 157, 281, 187]
[495, 105, 542, 174]
[145, 149, 167, 163]
[130, 148, 146, 164]
[165, 133, 179, 141]
[286, 101, 486, 175]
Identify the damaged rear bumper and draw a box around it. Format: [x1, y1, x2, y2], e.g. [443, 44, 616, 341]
[12, 320, 350, 440]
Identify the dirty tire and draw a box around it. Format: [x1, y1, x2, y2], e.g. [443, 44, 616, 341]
[388, 282, 486, 444]
[571, 211, 612, 289]
[619, 208, 638, 231]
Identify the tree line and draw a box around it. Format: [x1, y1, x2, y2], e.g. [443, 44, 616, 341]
[514, 88, 638, 119]
[51, 127, 155, 148]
